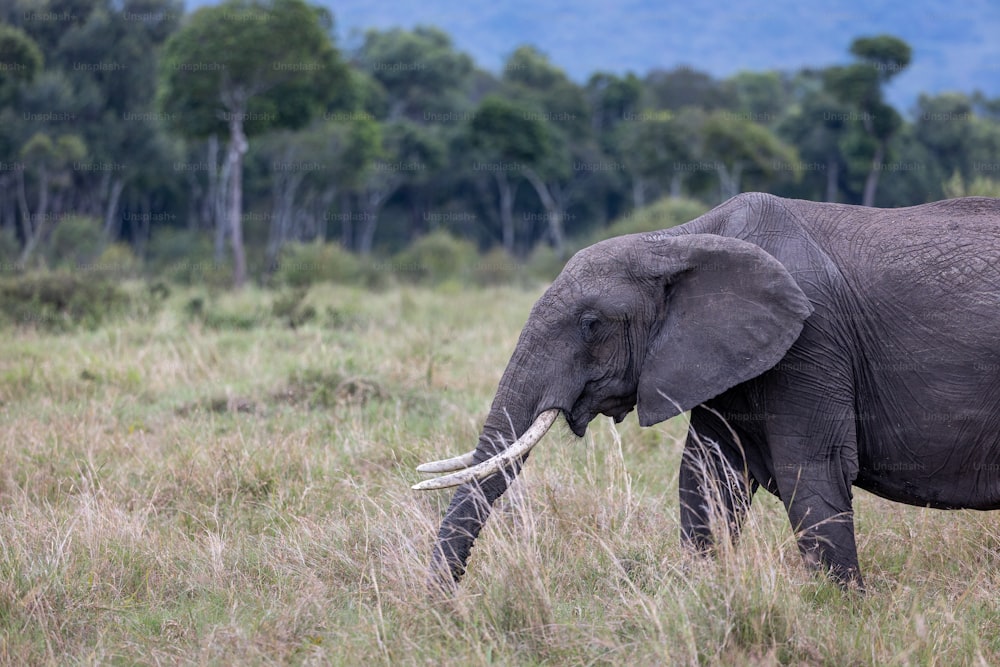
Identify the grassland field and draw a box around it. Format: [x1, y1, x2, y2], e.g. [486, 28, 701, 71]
[2, 282, 1000, 665]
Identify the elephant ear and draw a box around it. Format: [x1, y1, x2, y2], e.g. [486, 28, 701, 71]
[636, 233, 813, 426]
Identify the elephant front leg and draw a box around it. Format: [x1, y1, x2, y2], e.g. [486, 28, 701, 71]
[679, 410, 758, 555]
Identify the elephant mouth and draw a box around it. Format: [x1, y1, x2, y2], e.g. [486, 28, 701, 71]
[566, 393, 636, 436]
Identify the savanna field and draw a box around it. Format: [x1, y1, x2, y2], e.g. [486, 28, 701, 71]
[3, 281, 1000, 665]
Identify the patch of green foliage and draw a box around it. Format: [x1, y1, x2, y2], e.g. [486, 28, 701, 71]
[0, 272, 134, 331]
[275, 242, 386, 288]
[389, 230, 479, 285]
[592, 197, 709, 242]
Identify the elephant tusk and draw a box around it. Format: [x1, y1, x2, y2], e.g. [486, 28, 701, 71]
[416, 450, 478, 473]
[411, 409, 559, 491]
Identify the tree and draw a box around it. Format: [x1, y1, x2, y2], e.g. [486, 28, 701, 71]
[702, 111, 801, 200]
[0, 24, 43, 93]
[356, 26, 474, 122]
[467, 95, 550, 255]
[779, 79, 850, 202]
[586, 71, 642, 135]
[17, 132, 87, 264]
[354, 120, 445, 255]
[257, 114, 380, 264]
[501, 46, 590, 256]
[613, 111, 694, 206]
[643, 66, 737, 111]
[824, 35, 911, 206]
[158, 0, 349, 286]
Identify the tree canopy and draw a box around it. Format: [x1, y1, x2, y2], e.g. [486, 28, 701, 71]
[0, 1, 996, 286]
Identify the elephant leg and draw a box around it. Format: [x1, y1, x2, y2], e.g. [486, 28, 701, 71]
[679, 407, 758, 555]
[776, 475, 864, 589]
[766, 383, 864, 588]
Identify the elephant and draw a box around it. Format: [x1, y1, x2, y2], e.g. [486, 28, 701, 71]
[414, 192, 1000, 592]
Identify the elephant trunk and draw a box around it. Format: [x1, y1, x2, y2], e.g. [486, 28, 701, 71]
[427, 341, 552, 589]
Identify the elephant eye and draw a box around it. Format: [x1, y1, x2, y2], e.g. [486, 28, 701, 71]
[580, 314, 602, 340]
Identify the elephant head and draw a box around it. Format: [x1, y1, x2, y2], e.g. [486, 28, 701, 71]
[414, 231, 813, 589]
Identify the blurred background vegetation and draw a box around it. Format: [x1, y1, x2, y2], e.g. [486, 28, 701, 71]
[0, 0, 998, 296]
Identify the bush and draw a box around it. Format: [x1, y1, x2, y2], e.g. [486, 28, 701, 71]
[389, 230, 478, 284]
[271, 287, 317, 328]
[472, 247, 525, 286]
[89, 243, 141, 280]
[45, 216, 105, 269]
[943, 172, 1000, 198]
[0, 228, 19, 270]
[146, 229, 231, 288]
[0, 272, 132, 331]
[591, 197, 708, 243]
[276, 242, 362, 287]
[524, 244, 570, 283]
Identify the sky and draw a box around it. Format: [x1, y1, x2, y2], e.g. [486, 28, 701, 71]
[185, 0, 1000, 114]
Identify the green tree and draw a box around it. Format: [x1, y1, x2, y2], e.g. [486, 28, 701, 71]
[0, 24, 43, 92]
[16, 132, 87, 264]
[355, 120, 445, 255]
[501, 46, 590, 256]
[357, 26, 474, 122]
[643, 66, 737, 111]
[158, 0, 349, 286]
[613, 111, 695, 207]
[779, 78, 850, 202]
[586, 71, 642, 135]
[702, 111, 801, 200]
[824, 35, 911, 206]
[467, 95, 550, 255]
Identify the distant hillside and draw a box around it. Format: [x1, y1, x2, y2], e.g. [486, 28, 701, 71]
[186, 0, 1000, 114]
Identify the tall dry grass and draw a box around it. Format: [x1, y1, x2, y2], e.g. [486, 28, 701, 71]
[0, 283, 999, 665]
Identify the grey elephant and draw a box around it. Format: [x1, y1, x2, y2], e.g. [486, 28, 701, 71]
[414, 192, 1000, 591]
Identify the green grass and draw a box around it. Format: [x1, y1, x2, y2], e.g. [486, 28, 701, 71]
[2, 283, 1000, 664]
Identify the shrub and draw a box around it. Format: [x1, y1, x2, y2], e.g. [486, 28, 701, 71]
[591, 197, 708, 242]
[89, 243, 141, 280]
[274, 242, 366, 287]
[271, 287, 317, 328]
[0, 272, 132, 331]
[0, 228, 19, 269]
[524, 244, 569, 283]
[472, 247, 525, 286]
[146, 229, 231, 288]
[943, 172, 1000, 198]
[45, 215, 105, 269]
[389, 230, 478, 284]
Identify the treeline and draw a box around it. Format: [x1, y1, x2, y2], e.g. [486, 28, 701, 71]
[1, 0, 999, 288]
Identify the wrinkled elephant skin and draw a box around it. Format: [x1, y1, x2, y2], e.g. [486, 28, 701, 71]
[417, 192, 1000, 592]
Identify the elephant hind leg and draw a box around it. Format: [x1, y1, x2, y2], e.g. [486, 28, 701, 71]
[679, 414, 757, 556]
[784, 490, 865, 591]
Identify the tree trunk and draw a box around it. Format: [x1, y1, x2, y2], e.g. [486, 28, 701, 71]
[18, 167, 49, 265]
[340, 191, 353, 249]
[523, 167, 566, 258]
[315, 187, 336, 243]
[103, 177, 125, 239]
[357, 189, 386, 256]
[669, 172, 683, 199]
[862, 142, 884, 207]
[495, 171, 515, 255]
[266, 159, 303, 270]
[357, 176, 401, 255]
[214, 135, 230, 263]
[226, 112, 250, 287]
[715, 163, 741, 201]
[825, 155, 839, 203]
[632, 175, 646, 209]
[202, 134, 218, 230]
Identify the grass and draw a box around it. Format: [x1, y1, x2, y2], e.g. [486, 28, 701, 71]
[2, 282, 1000, 664]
